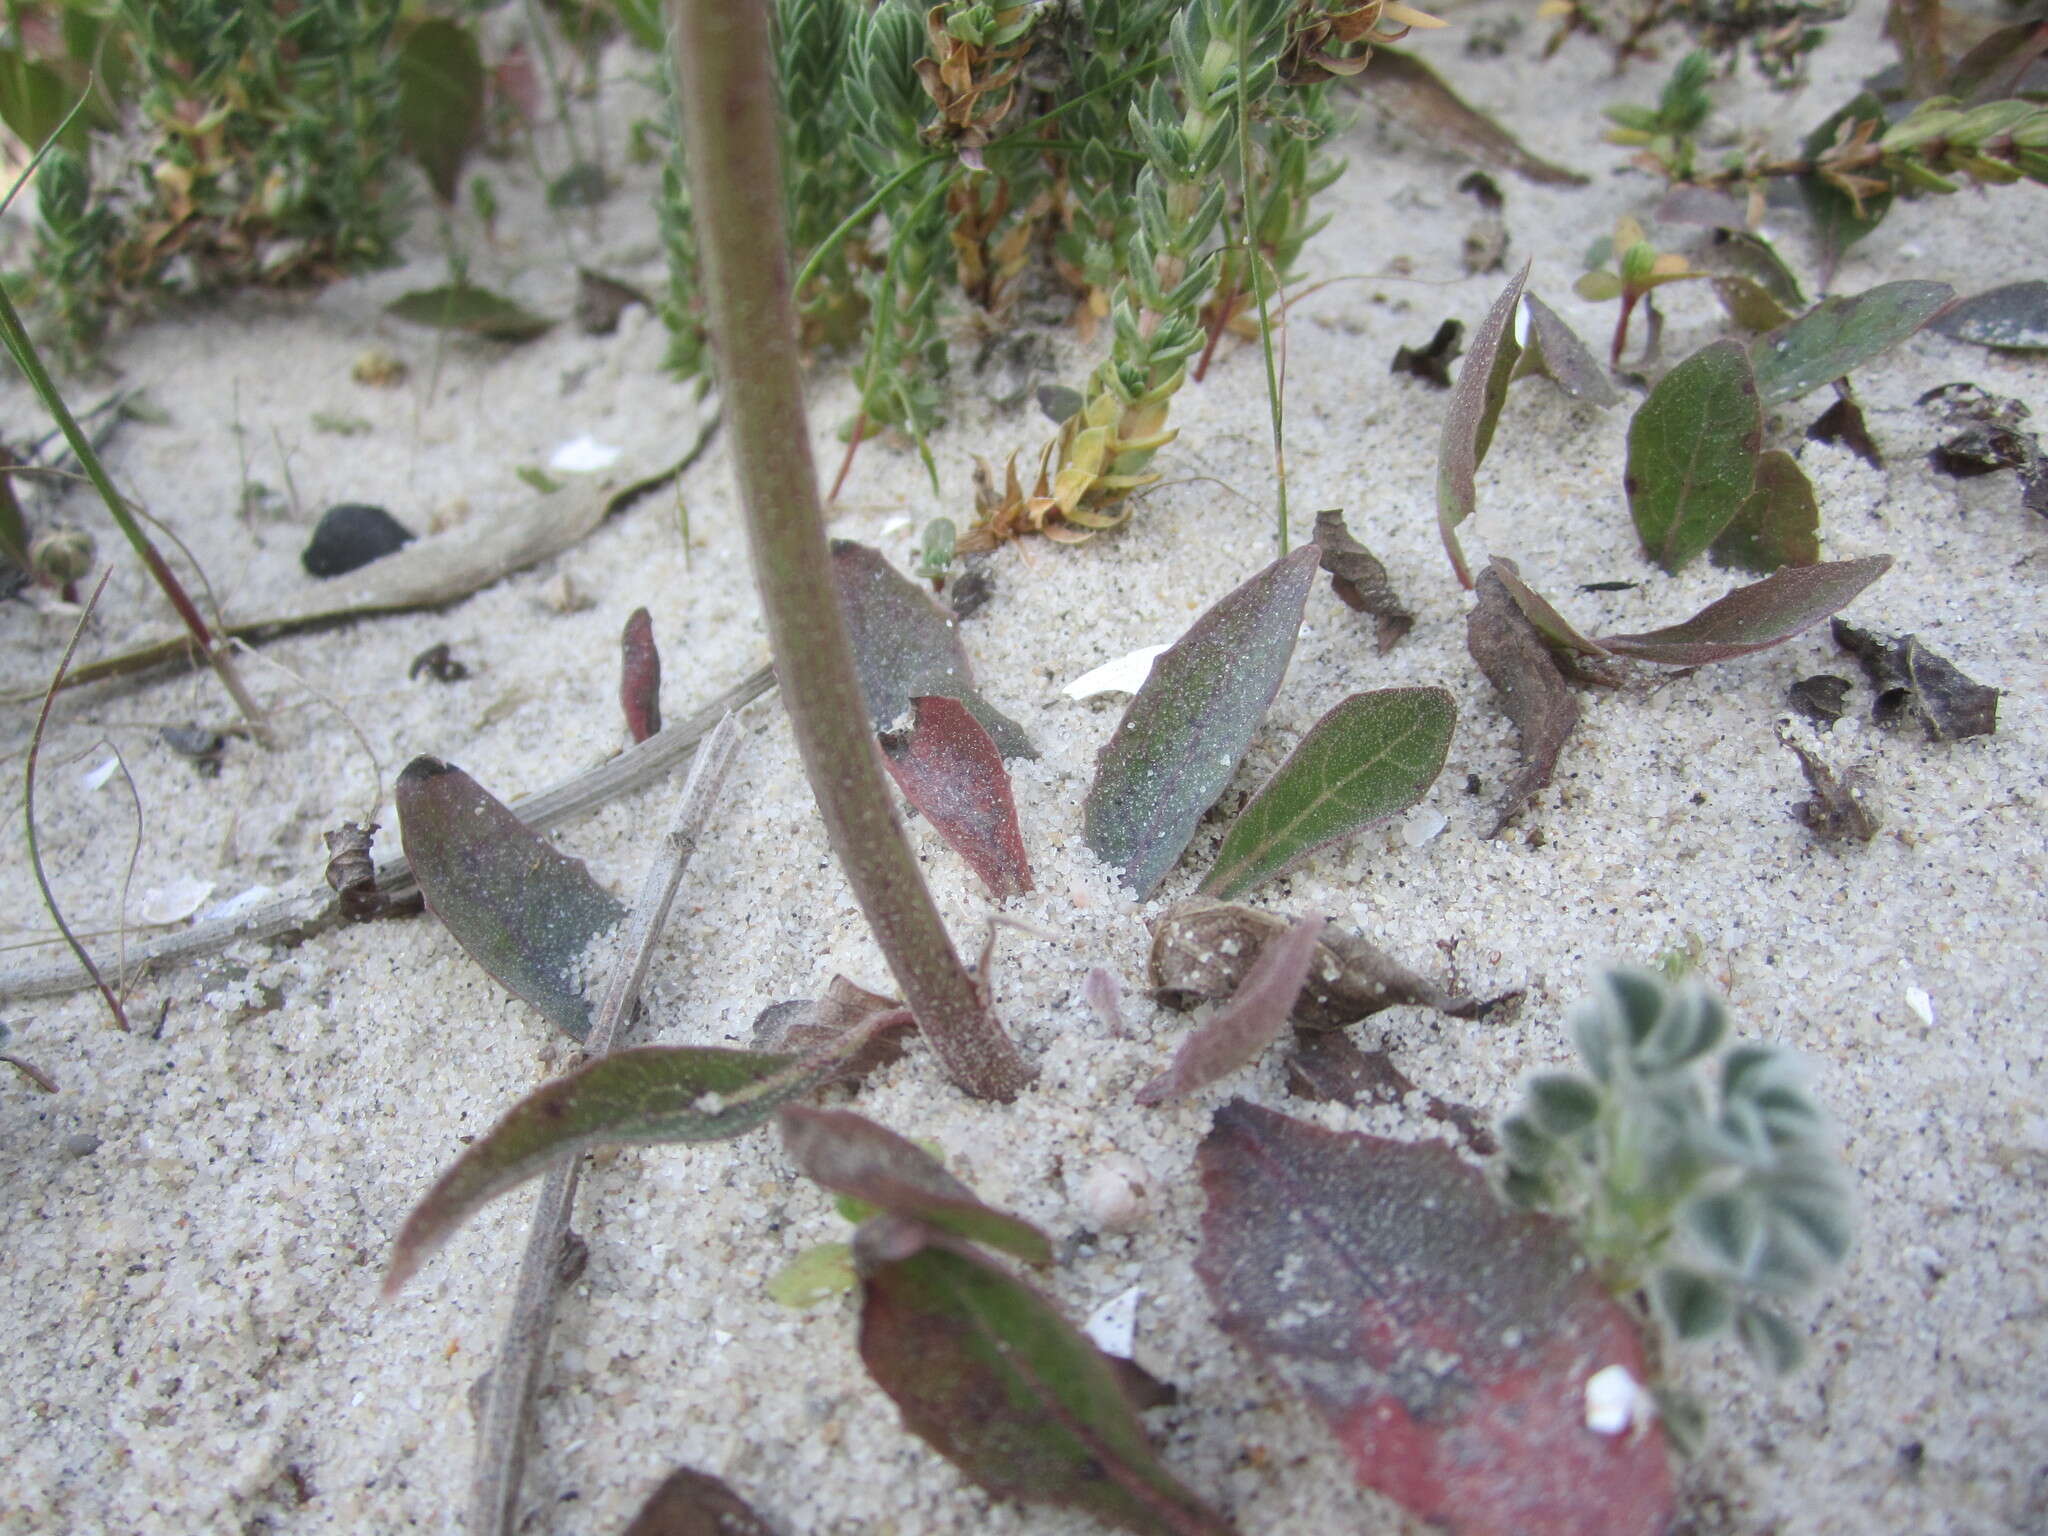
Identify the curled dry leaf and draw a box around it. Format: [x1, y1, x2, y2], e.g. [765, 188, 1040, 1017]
[1136, 916, 1327, 1106]
[1311, 509, 1414, 652]
[1083, 966, 1129, 1036]
[622, 1466, 780, 1536]
[1832, 620, 2000, 740]
[1195, 1101, 1674, 1536]
[1437, 261, 1532, 588]
[751, 974, 911, 1081]
[1285, 1030, 1499, 1154]
[1467, 563, 1580, 837]
[1392, 319, 1465, 389]
[880, 695, 1034, 900]
[1594, 557, 1892, 665]
[1778, 728, 1880, 844]
[621, 606, 662, 743]
[1807, 393, 1883, 469]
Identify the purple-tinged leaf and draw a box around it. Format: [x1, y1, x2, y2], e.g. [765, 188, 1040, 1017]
[1285, 1030, 1499, 1154]
[1467, 564, 1580, 837]
[752, 975, 912, 1081]
[1199, 689, 1455, 901]
[1312, 509, 1413, 652]
[1925, 280, 2048, 352]
[1515, 294, 1620, 408]
[1487, 558, 1609, 658]
[1437, 261, 1532, 588]
[1195, 1101, 1675, 1536]
[396, 755, 624, 1042]
[1779, 729, 1880, 844]
[1625, 339, 1763, 574]
[1751, 280, 1954, 405]
[780, 1105, 1051, 1265]
[384, 1014, 907, 1295]
[1083, 548, 1319, 898]
[1595, 556, 1891, 665]
[1136, 916, 1326, 1106]
[1711, 449, 1821, 574]
[831, 540, 1033, 759]
[881, 696, 1034, 900]
[621, 606, 662, 743]
[622, 1467, 780, 1536]
[855, 1217, 1235, 1536]
[1832, 619, 2000, 740]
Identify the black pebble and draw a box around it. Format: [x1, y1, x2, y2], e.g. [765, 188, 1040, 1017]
[303, 503, 415, 578]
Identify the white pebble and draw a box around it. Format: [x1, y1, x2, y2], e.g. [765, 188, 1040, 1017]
[1083, 1285, 1143, 1358]
[548, 433, 622, 473]
[1402, 807, 1447, 848]
[1080, 1152, 1149, 1231]
[1063, 645, 1169, 700]
[1905, 986, 1935, 1027]
[1584, 1363, 1656, 1436]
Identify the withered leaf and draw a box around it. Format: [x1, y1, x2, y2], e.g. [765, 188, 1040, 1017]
[1779, 730, 1880, 845]
[1195, 1101, 1674, 1536]
[1312, 508, 1414, 652]
[575, 267, 650, 336]
[881, 695, 1034, 900]
[1807, 393, 1883, 469]
[621, 606, 662, 743]
[622, 1467, 779, 1536]
[1393, 318, 1464, 389]
[1358, 48, 1588, 186]
[1787, 674, 1853, 724]
[1832, 620, 2000, 740]
[1136, 916, 1327, 1106]
[1467, 563, 1579, 837]
[751, 975, 910, 1083]
[1285, 1030, 1498, 1154]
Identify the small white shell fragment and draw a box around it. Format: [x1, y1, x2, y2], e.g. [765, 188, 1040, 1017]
[1905, 986, 1935, 1027]
[138, 878, 215, 926]
[80, 756, 119, 791]
[200, 885, 276, 923]
[548, 433, 623, 473]
[1082, 1285, 1142, 1358]
[1080, 1152, 1149, 1232]
[879, 515, 913, 538]
[1584, 1363, 1655, 1436]
[1401, 807, 1447, 848]
[1063, 644, 1169, 700]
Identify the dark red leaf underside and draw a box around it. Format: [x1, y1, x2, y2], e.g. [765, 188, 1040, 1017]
[882, 695, 1034, 899]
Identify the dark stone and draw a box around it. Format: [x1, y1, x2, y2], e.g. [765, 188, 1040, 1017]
[303, 503, 415, 578]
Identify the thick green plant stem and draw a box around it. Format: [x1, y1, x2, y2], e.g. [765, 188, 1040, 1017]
[666, 0, 1031, 1102]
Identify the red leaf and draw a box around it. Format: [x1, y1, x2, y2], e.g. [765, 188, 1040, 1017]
[622, 1466, 778, 1536]
[1136, 916, 1326, 1106]
[1195, 1100, 1674, 1536]
[621, 606, 662, 743]
[881, 695, 1034, 900]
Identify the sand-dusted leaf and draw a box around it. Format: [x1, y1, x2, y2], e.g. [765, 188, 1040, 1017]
[386, 283, 553, 341]
[622, 1466, 780, 1536]
[397, 18, 485, 203]
[385, 1018, 906, 1294]
[1798, 93, 1892, 281]
[1751, 281, 1954, 405]
[1488, 558, 1609, 658]
[881, 696, 1033, 900]
[1625, 339, 1763, 573]
[1136, 916, 1326, 1106]
[621, 606, 662, 743]
[1515, 294, 1619, 408]
[1711, 450, 1821, 574]
[1595, 556, 1892, 665]
[1467, 564, 1580, 837]
[1437, 261, 1532, 588]
[1360, 49, 1587, 187]
[1196, 1101, 1674, 1536]
[780, 1105, 1051, 1264]
[855, 1218, 1235, 1536]
[767, 1241, 857, 1307]
[1149, 897, 1480, 1028]
[1084, 548, 1319, 898]
[1312, 509, 1413, 651]
[831, 541, 1034, 759]
[396, 756, 624, 1041]
[1200, 690, 1455, 901]
[1285, 1031, 1497, 1154]
[1832, 620, 2000, 740]
[1928, 281, 2048, 351]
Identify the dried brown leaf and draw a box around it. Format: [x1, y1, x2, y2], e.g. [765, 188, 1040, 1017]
[1312, 509, 1414, 652]
[1137, 917, 1327, 1106]
[1466, 562, 1580, 837]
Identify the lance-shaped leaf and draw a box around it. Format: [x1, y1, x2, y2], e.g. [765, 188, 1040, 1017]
[1514, 294, 1620, 408]
[1595, 556, 1891, 665]
[831, 540, 1033, 758]
[1084, 548, 1319, 898]
[1437, 261, 1531, 588]
[622, 1467, 779, 1536]
[881, 696, 1034, 900]
[1200, 689, 1455, 901]
[396, 756, 624, 1041]
[620, 606, 662, 743]
[1136, 916, 1326, 1106]
[396, 18, 484, 203]
[780, 1105, 1051, 1264]
[1711, 450, 1821, 574]
[855, 1218, 1235, 1536]
[1487, 558, 1610, 659]
[1625, 339, 1762, 574]
[1467, 564, 1580, 837]
[1312, 509, 1414, 651]
[384, 1017, 906, 1294]
[385, 283, 553, 342]
[1751, 281, 1954, 405]
[1196, 1101, 1674, 1536]
[1928, 281, 2048, 351]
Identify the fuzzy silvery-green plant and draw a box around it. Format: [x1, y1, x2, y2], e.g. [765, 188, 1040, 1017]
[1498, 969, 1854, 1375]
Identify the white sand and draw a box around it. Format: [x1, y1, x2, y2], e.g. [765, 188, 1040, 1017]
[3, 9, 2045, 1533]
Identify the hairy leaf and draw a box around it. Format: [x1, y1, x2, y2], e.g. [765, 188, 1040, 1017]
[1928, 281, 2048, 351]
[780, 1105, 1051, 1264]
[1515, 294, 1620, 408]
[1084, 548, 1319, 897]
[881, 696, 1034, 900]
[1136, 916, 1326, 1106]
[1467, 564, 1580, 836]
[1200, 690, 1455, 900]
[1437, 262, 1532, 587]
[1595, 557, 1892, 665]
[396, 756, 624, 1041]
[831, 541, 1033, 758]
[1196, 1101, 1674, 1536]
[385, 284, 553, 341]
[1833, 620, 2000, 740]
[1751, 281, 1954, 405]
[856, 1219, 1234, 1536]
[1711, 450, 1821, 574]
[396, 18, 485, 203]
[622, 1466, 780, 1536]
[1625, 339, 1762, 573]
[1312, 509, 1413, 652]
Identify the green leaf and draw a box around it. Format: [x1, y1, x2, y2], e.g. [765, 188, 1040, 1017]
[1656, 1266, 1733, 1340]
[1199, 688, 1455, 900]
[1594, 555, 1892, 665]
[1751, 281, 1955, 405]
[395, 756, 625, 1042]
[0, 48, 79, 154]
[385, 284, 554, 342]
[1437, 260, 1531, 587]
[1684, 1190, 1762, 1270]
[766, 1242, 857, 1307]
[1712, 275, 1797, 334]
[1498, 1112, 1554, 1173]
[397, 19, 485, 204]
[1526, 1073, 1601, 1137]
[1516, 293, 1620, 407]
[1712, 449, 1821, 574]
[1083, 547, 1319, 898]
[856, 1221, 1234, 1536]
[1625, 339, 1763, 573]
[1928, 281, 2048, 351]
[1734, 1303, 1806, 1374]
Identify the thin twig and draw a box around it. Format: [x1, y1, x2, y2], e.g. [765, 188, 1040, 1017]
[467, 711, 743, 1536]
